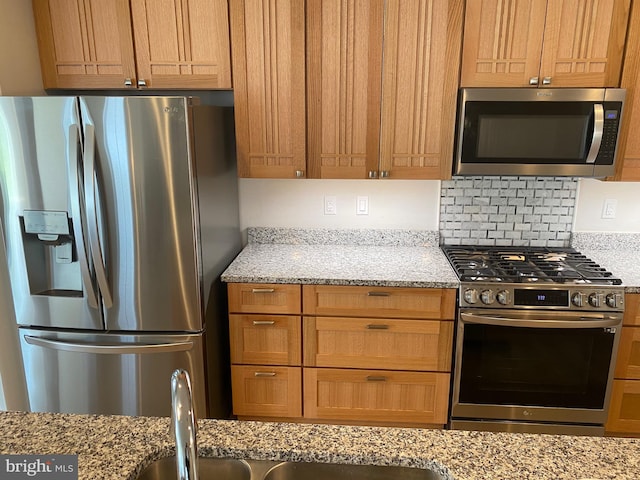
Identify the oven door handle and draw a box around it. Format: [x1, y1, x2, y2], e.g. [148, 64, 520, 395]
[460, 312, 620, 329]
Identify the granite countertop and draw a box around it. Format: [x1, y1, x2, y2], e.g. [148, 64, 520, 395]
[0, 411, 638, 480]
[222, 229, 640, 292]
[221, 228, 459, 288]
[571, 233, 640, 292]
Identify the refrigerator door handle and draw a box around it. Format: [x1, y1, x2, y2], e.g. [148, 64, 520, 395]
[68, 124, 98, 309]
[24, 335, 194, 354]
[83, 124, 113, 308]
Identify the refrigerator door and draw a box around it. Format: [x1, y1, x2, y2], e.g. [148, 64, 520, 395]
[0, 97, 103, 330]
[19, 327, 207, 417]
[78, 97, 202, 332]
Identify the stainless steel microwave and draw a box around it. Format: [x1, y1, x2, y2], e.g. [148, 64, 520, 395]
[454, 88, 626, 177]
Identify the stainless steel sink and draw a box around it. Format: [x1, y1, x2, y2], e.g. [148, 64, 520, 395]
[136, 457, 251, 480]
[262, 461, 447, 480]
[136, 457, 447, 480]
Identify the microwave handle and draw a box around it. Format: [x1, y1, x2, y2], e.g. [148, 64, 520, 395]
[585, 104, 604, 164]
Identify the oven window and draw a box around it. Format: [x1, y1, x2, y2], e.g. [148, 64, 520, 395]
[458, 324, 614, 409]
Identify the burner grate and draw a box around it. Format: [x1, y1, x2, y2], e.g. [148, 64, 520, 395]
[442, 246, 622, 285]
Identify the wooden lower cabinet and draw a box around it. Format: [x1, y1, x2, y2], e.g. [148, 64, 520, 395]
[303, 368, 450, 424]
[607, 379, 640, 434]
[228, 283, 456, 426]
[303, 316, 453, 372]
[606, 293, 640, 436]
[231, 365, 302, 417]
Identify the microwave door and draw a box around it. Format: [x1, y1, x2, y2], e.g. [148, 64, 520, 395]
[585, 104, 604, 164]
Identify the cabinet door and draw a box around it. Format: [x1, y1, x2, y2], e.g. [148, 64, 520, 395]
[623, 294, 640, 326]
[539, 0, 630, 88]
[460, 0, 547, 87]
[230, 314, 302, 366]
[130, 0, 232, 89]
[33, 0, 136, 89]
[304, 368, 450, 424]
[303, 316, 453, 371]
[615, 327, 640, 379]
[228, 283, 302, 315]
[616, 6, 640, 180]
[231, 365, 302, 417]
[229, 0, 306, 178]
[606, 379, 640, 434]
[306, 0, 383, 179]
[302, 285, 456, 320]
[379, 0, 463, 179]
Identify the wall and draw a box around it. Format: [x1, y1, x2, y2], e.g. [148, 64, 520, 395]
[0, 0, 42, 411]
[238, 178, 441, 232]
[574, 178, 640, 232]
[0, 0, 44, 95]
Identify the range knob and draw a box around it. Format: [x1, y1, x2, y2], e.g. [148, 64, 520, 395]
[480, 289, 495, 305]
[571, 292, 586, 307]
[463, 288, 479, 305]
[606, 293, 622, 309]
[588, 293, 602, 308]
[496, 290, 510, 305]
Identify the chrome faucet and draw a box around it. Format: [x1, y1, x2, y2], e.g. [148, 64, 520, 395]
[171, 369, 198, 480]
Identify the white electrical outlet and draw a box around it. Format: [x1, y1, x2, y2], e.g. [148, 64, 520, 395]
[602, 199, 617, 219]
[324, 195, 337, 215]
[356, 196, 369, 215]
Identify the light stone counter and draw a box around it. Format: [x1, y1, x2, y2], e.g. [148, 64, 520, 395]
[572, 233, 640, 293]
[0, 411, 638, 480]
[221, 228, 458, 288]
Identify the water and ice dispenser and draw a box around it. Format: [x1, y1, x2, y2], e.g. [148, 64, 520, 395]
[20, 210, 82, 297]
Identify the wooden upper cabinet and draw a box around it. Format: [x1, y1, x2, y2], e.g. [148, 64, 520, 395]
[33, 0, 232, 89]
[461, 0, 630, 88]
[379, 0, 463, 179]
[33, 0, 136, 89]
[229, 0, 306, 178]
[615, 2, 640, 181]
[130, 0, 231, 89]
[460, 0, 547, 87]
[306, 0, 384, 179]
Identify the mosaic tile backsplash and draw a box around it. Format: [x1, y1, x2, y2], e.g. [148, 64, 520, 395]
[440, 176, 577, 247]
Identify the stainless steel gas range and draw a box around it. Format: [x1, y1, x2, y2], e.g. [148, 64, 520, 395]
[442, 246, 624, 436]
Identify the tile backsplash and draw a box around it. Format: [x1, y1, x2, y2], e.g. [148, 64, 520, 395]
[440, 176, 577, 247]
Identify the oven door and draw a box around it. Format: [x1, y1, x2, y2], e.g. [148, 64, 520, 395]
[451, 309, 622, 432]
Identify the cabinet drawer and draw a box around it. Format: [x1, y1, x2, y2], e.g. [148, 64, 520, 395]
[303, 317, 453, 371]
[615, 326, 640, 379]
[230, 314, 301, 366]
[302, 285, 456, 319]
[303, 368, 450, 424]
[228, 283, 301, 314]
[231, 365, 302, 418]
[624, 294, 640, 326]
[606, 379, 640, 435]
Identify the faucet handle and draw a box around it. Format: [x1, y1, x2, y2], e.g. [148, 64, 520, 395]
[171, 369, 198, 480]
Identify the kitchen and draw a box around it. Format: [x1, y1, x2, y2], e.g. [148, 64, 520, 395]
[0, 0, 640, 479]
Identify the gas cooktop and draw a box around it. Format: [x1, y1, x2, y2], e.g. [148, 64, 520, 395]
[441, 246, 624, 311]
[441, 245, 622, 285]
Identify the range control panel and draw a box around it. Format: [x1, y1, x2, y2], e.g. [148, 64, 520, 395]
[459, 283, 625, 312]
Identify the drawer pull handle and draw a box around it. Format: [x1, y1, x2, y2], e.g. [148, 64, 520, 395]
[252, 320, 276, 326]
[252, 288, 276, 293]
[366, 376, 387, 382]
[254, 372, 277, 377]
[367, 291, 390, 297]
[366, 324, 389, 330]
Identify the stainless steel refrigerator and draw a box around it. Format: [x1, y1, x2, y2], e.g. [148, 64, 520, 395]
[0, 96, 241, 418]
